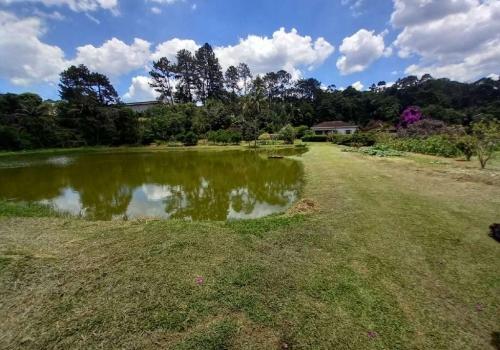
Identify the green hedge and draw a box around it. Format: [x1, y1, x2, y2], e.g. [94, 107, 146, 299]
[302, 135, 327, 142]
[331, 133, 376, 147]
[377, 135, 461, 158]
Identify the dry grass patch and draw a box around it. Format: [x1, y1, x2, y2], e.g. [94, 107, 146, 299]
[286, 198, 320, 215]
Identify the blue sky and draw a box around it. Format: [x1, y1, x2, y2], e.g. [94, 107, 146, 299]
[0, 0, 499, 101]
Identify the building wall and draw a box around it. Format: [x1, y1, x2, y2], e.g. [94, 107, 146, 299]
[127, 103, 157, 113]
[313, 127, 358, 135]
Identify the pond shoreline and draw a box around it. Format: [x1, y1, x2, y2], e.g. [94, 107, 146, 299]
[0, 143, 306, 158]
[0, 146, 306, 221]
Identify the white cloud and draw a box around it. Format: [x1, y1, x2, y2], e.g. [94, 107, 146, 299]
[123, 76, 159, 101]
[0, 0, 119, 13]
[151, 6, 161, 14]
[352, 81, 364, 91]
[336, 29, 386, 75]
[85, 13, 100, 24]
[488, 73, 499, 80]
[393, 0, 500, 81]
[341, 0, 365, 16]
[73, 38, 152, 79]
[32, 9, 65, 20]
[0, 19, 333, 91]
[214, 27, 334, 77]
[151, 38, 200, 62]
[0, 11, 68, 86]
[191, 3, 196, 10]
[391, 0, 476, 28]
[391, 70, 399, 75]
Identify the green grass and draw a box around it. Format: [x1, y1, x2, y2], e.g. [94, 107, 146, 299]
[0, 200, 71, 218]
[1, 144, 499, 349]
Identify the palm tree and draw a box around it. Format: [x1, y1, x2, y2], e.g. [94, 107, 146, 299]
[14, 104, 54, 147]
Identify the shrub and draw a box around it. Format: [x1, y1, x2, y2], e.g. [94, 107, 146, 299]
[331, 132, 376, 147]
[456, 135, 476, 161]
[278, 124, 297, 144]
[207, 131, 217, 144]
[302, 135, 327, 142]
[376, 135, 460, 158]
[230, 132, 242, 144]
[294, 125, 310, 139]
[342, 145, 406, 157]
[206, 130, 242, 145]
[183, 131, 198, 146]
[397, 118, 449, 139]
[258, 133, 271, 141]
[175, 134, 185, 143]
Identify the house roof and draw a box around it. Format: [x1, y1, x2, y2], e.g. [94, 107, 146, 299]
[311, 121, 359, 129]
[124, 101, 159, 107]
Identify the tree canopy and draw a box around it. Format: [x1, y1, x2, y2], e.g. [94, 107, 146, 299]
[1, 43, 499, 152]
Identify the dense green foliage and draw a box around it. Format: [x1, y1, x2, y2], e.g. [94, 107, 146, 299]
[302, 135, 328, 142]
[207, 130, 242, 145]
[330, 132, 377, 147]
[1, 42, 499, 152]
[277, 124, 296, 144]
[375, 135, 461, 158]
[342, 145, 407, 157]
[471, 120, 500, 168]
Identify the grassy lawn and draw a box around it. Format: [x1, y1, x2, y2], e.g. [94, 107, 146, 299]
[1, 143, 499, 349]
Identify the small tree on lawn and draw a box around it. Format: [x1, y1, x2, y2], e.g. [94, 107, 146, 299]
[472, 120, 500, 169]
[278, 124, 296, 144]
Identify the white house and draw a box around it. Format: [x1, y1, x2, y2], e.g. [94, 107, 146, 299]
[311, 121, 359, 135]
[124, 101, 159, 113]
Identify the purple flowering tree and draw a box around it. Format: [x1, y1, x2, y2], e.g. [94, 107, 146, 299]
[398, 106, 422, 129]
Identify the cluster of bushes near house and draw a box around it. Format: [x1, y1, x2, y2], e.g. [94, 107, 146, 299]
[302, 107, 500, 169]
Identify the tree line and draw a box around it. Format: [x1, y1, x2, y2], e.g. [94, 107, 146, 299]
[1, 42, 499, 151]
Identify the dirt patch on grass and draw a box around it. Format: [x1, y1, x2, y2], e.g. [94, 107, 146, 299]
[287, 198, 320, 215]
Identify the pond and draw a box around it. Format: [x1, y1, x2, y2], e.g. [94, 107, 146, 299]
[0, 149, 306, 220]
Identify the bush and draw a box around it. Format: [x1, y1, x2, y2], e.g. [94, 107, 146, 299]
[230, 132, 242, 144]
[376, 135, 460, 158]
[456, 135, 476, 161]
[331, 132, 376, 147]
[397, 118, 450, 139]
[183, 131, 198, 146]
[294, 125, 310, 139]
[258, 133, 271, 141]
[175, 134, 185, 143]
[207, 130, 242, 145]
[278, 124, 296, 144]
[342, 145, 406, 157]
[302, 135, 327, 142]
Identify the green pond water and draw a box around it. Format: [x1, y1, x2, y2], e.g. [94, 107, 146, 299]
[0, 149, 306, 220]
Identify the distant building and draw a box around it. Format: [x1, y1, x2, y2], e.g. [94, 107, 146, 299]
[362, 120, 397, 133]
[124, 101, 159, 113]
[311, 121, 359, 135]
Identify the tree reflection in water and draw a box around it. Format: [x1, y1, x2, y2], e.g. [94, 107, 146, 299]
[0, 150, 305, 220]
